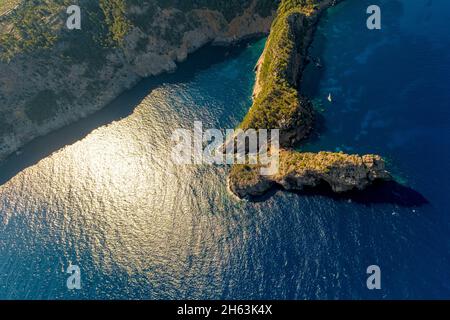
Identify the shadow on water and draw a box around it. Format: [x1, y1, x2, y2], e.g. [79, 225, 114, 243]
[0, 40, 259, 186]
[300, 112, 328, 147]
[251, 180, 429, 208]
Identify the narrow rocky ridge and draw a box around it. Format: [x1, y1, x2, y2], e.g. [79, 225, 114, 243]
[228, 0, 391, 199]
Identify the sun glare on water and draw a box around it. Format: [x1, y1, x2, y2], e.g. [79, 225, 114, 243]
[0, 89, 212, 278]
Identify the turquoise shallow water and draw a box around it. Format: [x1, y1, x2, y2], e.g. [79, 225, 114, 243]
[1, 0, 450, 299]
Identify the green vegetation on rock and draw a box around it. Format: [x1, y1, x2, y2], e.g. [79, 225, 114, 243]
[157, 0, 250, 20]
[228, 0, 391, 199]
[0, 0, 20, 16]
[240, 0, 316, 131]
[0, 0, 61, 61]
[24, 89, 60, 124]
[0, 0, 133, 62]
[0, 0, 279, 163]
[99, 0, 131, 45]
[0, 0, 278, 62]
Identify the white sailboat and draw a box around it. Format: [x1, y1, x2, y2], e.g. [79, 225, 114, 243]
[327, 93, 332, 102]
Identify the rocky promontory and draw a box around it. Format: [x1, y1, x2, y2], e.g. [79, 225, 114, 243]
[228, 0, 392, 199]
[229, 151, 391, 199]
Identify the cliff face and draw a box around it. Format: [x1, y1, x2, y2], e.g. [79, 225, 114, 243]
[241, 2, 317, 147]
[277, 12, 315, 146]
[229, 151, 391, 199]
[0, 0, 277, 162]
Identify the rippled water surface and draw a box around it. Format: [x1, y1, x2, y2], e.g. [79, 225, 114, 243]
[1, 0, 450, 299]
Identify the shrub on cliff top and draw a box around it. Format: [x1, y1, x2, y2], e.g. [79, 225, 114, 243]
[0, 0, 278, 62]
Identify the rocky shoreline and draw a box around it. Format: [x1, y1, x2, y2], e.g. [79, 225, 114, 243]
[229, 151, 391, 199]
[0, 0, 276, 163]
[228, 0, 392, 200]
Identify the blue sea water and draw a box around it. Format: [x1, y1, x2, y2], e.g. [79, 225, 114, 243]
[1, 0, 450, 299]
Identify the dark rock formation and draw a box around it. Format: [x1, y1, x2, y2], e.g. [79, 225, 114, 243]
[229, 151, 391, 199]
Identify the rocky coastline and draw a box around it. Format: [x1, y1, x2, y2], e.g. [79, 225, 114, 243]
[229, 151, 391, 199]
[0, 0, 392, 200]
[0, 0, 276, 163]
[228, 0, 392, 199]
